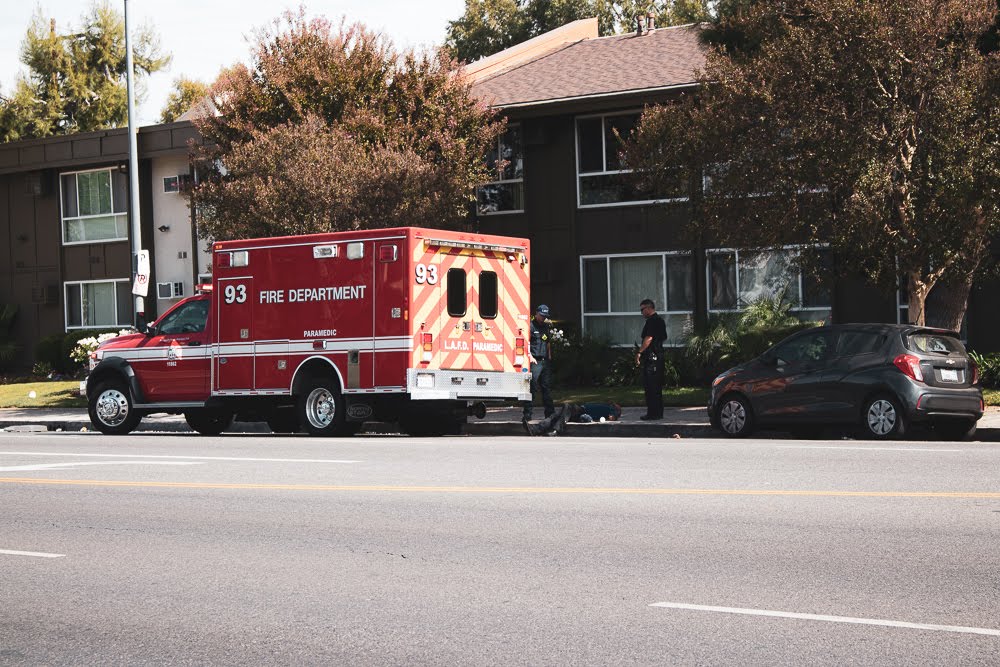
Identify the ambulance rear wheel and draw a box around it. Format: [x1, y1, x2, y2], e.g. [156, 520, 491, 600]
[298, 378, 348, 436]
[88, 380, 141, 435]
[184, 409, 234, 436]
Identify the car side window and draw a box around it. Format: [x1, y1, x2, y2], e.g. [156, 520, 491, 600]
[157, 300, 210, 335]
[775, 331, 830, 364]
[835, 331, 885, 356]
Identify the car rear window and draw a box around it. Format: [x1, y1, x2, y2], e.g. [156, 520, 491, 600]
[905, 332, 964, 355]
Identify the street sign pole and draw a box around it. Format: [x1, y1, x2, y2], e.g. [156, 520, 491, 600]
[124, 0, 147, 315]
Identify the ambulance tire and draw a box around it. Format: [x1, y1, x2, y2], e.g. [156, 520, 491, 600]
[297, 377, 349, 436]
[184, 409, 235, 436]
[88, 379, 141, 435]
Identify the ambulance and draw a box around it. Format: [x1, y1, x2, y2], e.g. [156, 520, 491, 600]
[85, 227, 533, 436]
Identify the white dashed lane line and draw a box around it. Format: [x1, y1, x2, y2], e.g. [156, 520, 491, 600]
[650, 602, 1000, 637]
[0, 461, 201, 472]
[0, 549, 65, 559]
[0, 451, 361, 464]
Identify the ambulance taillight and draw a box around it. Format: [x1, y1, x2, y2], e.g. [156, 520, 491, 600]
[421, 333, 433, 363]
[514, 337, 525, 367]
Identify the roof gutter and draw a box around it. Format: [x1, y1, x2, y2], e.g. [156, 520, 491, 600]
[486, 81, 703, 110]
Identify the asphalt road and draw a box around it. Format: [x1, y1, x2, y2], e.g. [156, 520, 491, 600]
[2, 432, 999, 665]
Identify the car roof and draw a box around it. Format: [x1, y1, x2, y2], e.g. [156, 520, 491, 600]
[815, 323, 959, 337]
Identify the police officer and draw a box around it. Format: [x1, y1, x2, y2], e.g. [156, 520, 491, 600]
[522, 304, 555, 421]
[636, 298, 667, 420]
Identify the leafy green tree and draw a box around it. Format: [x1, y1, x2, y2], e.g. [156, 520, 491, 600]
[446, 0, 713, 63]
[0, 2, 169, 142]
[190, 11, 503, 240]
[159, 77, 210, 123]
[625, 0, 1000, 330]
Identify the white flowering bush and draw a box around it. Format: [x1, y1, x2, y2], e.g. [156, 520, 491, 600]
[70, 329, 133, 365]
[548, 327, 568, 348]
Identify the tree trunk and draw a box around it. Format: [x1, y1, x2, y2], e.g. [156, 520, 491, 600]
[906, 272, 931, 326]
[925, 274, 974, 332]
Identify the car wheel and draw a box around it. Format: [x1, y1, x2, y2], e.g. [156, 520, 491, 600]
[297, 377, 349, 436]
[933, 419, 977, 441]
[861, 394, 905, 440]
[88, 380, 141, 435]
[184, 409, 234, 436]
[716, 394, 754, 438]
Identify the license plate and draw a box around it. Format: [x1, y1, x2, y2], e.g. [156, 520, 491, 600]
[940, 368, 959, 382]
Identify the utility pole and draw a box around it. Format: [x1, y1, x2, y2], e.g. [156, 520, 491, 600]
[124, 0, 149, 321]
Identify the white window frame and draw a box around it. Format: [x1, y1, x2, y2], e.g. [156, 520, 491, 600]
[64, 279, 131, 331]
[163, 175, 179, 193]
[579, 250, 695, 348]
[477, 123, 524, 216]
[575, 110, 689, 209]
[705, 245, 831, 317]
[59, 167, 129, 246]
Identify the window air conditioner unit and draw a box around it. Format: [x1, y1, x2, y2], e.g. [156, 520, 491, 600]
[156, 282, 173, 299]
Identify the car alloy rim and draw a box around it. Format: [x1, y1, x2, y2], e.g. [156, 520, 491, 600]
[96, 389, 129, 427]
[867, 399, 896, 435]
[305, 387, 335, 428]
[720, 400, 746, 434]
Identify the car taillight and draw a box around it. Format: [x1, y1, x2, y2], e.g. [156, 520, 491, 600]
[893, 354, 924, 382]
[421, 333, 433, 363]
[514, 337, 525, 367]
[969, 358, 979, 385]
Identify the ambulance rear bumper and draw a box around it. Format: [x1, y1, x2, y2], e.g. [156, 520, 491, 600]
[407, 369, 531, 402]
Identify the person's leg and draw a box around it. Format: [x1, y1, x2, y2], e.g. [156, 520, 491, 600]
[650, 359, 664, 418]
[523, 362, 539, 420]
[539, 360, 555, 417]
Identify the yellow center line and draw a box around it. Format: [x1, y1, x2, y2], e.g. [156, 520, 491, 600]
[0, 477, 998, 498]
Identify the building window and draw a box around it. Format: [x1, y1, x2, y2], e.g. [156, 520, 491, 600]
[580, 252, 695, 347]
[706, 247, 831, 320]
[477, 124, 524, 215]
[576, 111, 686, 208]
[60, 168, 129, 244]
[64, 280, 131, 330]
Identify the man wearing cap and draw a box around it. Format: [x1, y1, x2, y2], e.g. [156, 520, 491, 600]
[522, 304, 555, 421]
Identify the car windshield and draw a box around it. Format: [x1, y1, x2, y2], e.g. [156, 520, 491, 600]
[905, 332, 964, 355]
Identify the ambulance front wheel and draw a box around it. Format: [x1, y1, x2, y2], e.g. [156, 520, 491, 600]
[298, 377, 349, 436]
[88, 379, 141, 435]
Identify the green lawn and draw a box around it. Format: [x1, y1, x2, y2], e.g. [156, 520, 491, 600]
[0, 381, 993, 410]
[0, 380, 87, 408]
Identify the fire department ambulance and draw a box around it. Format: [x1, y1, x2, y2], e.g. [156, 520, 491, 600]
[85, 227, 533, 436]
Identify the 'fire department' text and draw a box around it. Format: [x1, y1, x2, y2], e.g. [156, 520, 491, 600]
[259, 285, 367, 304]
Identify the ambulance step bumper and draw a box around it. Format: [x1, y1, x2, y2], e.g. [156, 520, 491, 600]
[407, 369, 531, 401]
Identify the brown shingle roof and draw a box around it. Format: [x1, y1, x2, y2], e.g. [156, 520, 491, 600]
[471, 24, 707, 108]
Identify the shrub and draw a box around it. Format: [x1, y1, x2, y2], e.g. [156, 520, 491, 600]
[68, 329, 133, 366]
[968, 351, 1000, 388]
[35, 334, 70, 373]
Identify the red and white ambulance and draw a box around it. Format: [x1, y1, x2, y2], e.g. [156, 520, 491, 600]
[85, 227, 533, 436]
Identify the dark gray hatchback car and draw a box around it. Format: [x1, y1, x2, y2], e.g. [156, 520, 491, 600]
[709, 324, 983, 440]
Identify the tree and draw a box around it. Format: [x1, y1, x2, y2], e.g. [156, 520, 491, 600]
[625, 0, 1000, 330]
[189, 10, 503, 240]
[445, 0, 713, 63]
[0, 2, 169, 142]
[159, 77, 210, 123]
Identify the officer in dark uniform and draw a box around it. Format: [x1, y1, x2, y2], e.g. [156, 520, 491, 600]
[635, 298, 667, 420]
[522, 304, 555, 421]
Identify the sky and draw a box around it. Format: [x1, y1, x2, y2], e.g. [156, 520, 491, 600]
[0, 0, 466, 125]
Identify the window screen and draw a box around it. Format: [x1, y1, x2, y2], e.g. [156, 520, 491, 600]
[447, 269, 466, 317]
[479, 271, 498, 319]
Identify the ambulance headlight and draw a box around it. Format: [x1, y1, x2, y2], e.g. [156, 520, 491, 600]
[416, 373, 435, 388]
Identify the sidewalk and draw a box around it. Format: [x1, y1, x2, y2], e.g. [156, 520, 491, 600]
[2, 405, 1000, 439]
